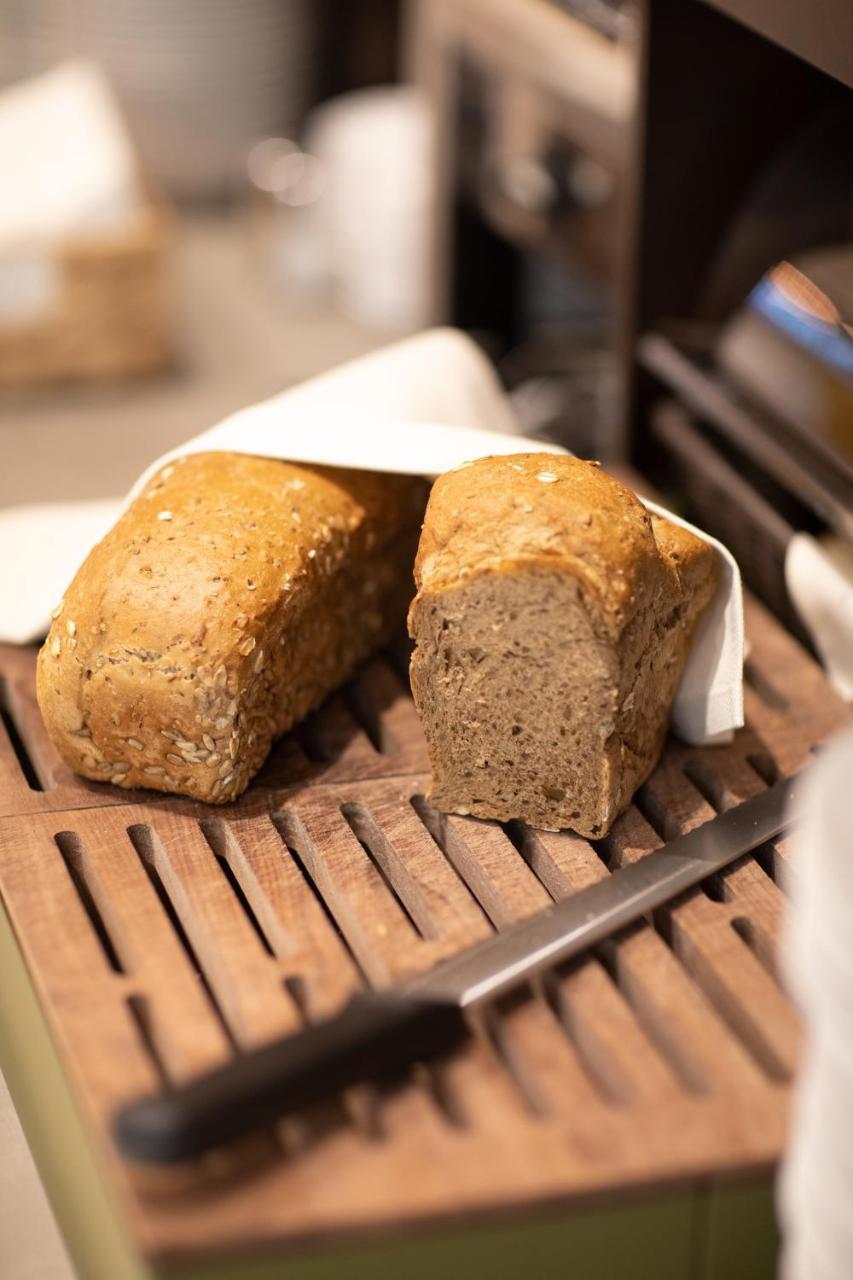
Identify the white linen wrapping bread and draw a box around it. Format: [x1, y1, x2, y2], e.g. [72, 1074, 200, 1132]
[0, 328, 744, 743]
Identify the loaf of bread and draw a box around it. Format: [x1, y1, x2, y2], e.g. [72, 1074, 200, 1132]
[408, 454, 719, 838]
[37, 453, 428, 803]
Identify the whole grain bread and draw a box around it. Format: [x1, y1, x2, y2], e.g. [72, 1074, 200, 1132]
[408, 454, 719, 837]
[37, 453, 427, 802]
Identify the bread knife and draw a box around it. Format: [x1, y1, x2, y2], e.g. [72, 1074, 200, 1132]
[114, 773, 797, 1163]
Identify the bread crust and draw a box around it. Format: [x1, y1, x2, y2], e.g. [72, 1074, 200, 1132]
[37, 452, 427, 802]
[415, 454, 665, 635]
[408, 454, 719, 836]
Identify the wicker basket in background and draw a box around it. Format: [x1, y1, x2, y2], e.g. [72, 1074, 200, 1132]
[0, 198, 173, 386]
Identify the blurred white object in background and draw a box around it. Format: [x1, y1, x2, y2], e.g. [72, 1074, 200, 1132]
[305, 86, 435, 333]
[246, 136, 329, 297]
[780, 728, 853, 1280]
[1, 0, 316, 200]
[0, 59, 138, 243]
[786, 533, 853, 700]
[0, 59, 140, 320]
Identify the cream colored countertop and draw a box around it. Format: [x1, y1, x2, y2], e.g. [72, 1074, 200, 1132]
[0, 1071, 74, 1280]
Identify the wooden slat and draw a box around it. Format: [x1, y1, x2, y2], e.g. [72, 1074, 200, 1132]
[128, 810, 302, 1049]
[3, 662, 70, 791]
[0, 705, 30, 810]
[253, 730, 314, 788]
[0, 594, 850, 1264]
[601, 793, 787, 1100]
[408, 804, 691, 1157]
[299, 695, 375, 774]
[344, 788, 492, 951]
[273, 794, 448, 987]
[435, 821, 627, 1134]
[419, 805, 551, 928]
[57, 814, 232, 1081]
[582, 793, 779, 1100]
[632, 755, 800, 1081]
[0, 815, 159, 1124]
[258, 656, 429, 789]
[668, 907, 799, 1080]
[528, 829, 691, 1105]
[210, 813, 362, 1020]
[523, 827, 608, 894]
[0, 648, 431, 815]
[349, 658, 429, 772]
[551, 958, 684, 1107]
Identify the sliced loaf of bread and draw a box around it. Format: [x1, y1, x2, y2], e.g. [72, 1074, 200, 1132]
[408, 454, 719, 837]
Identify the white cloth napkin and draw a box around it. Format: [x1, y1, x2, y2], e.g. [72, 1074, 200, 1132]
[786, 533, 853, 701]
[0, 60, 141, 321]
[779, 730, 853, 1280]
[0, 328, 744, 745]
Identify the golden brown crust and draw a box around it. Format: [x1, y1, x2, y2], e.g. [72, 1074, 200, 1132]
[414, 454, 668, 638]
[37, 453, 427, 802]
[648, 511, 718, 605]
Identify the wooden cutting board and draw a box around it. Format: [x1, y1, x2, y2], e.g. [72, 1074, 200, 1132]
[0, 595, 847, 1268]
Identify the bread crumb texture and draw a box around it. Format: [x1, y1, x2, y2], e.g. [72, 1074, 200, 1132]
[37, 453, 427, 802]
[409, 453, 719, 838]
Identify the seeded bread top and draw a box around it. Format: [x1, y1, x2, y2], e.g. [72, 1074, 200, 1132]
[37, 452, 427, 793]
[47, 451, 424, 673]
[414, 454, 707, 638]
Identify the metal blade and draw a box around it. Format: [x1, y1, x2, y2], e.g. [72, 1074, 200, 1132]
[406, 773, 798, 1008]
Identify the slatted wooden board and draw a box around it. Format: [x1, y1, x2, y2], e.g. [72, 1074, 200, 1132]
[0, 639, 428, 818]
[0, 596, 848, 1267]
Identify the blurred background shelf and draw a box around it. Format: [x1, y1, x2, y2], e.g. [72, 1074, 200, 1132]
[638, 330, 853, 541]
[617, 0, 852, 655]
[702, 0, 853, 89]
[649, 398, 811, 646]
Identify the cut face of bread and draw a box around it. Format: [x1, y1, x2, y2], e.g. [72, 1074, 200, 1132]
[408, 454, 719, 838]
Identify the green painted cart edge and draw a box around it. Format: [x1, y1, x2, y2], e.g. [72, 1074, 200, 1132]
[0, 892, 148, 1280]
[0, 893, 777, 1280]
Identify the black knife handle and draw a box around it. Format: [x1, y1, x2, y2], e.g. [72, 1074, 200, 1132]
[113, 993, 467, 1164]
